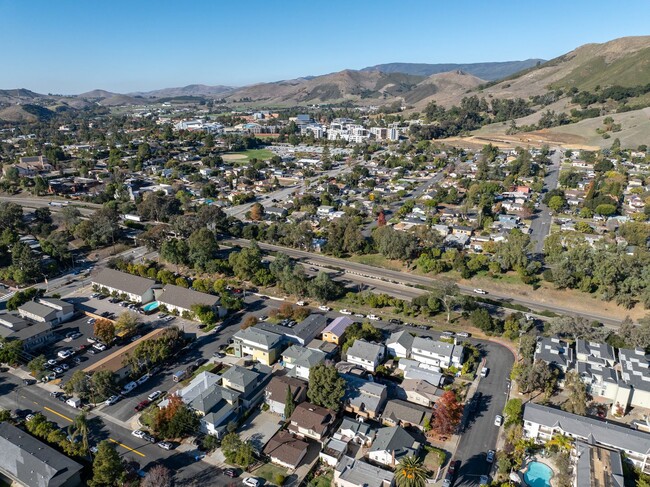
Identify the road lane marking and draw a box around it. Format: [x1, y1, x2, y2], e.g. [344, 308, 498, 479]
[43, 406, 72, 422]
[109, 438, 146, 457]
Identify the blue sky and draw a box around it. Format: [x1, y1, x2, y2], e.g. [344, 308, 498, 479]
[1, 0, 649, 94]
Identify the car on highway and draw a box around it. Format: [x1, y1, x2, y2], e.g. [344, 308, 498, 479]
[132, 430, 146, 439]
[486, 450, 495, 463]
[148, 390, 162, 401]
[473, 288, 487, 294]
[243, 478, 260, 487]
[157, 441, 174, 450]
[105, 395, 120, 406]
[494, 414, 504, 426]
[339, 309, 352, 315]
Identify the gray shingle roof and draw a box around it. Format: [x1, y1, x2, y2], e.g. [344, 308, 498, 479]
[157, 284, 219, 311]
[347, 340, 384, 362]
[91, 268, 156, 296]
[336, 457, 394, 487]
[371, 426, 419, 457]
[534, 337, 573, 369]
[0, 422, 82, 487]
[618, 348, 650, 392]
[523, 402, 650, 455]
[18, 301, 58, 321]
[381, 399, 430, 428]
[234, 327, 282, 348]
[387, 330, 414, 350]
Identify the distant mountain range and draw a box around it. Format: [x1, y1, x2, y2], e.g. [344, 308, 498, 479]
[361, 60, 545, 80]
[1, 36, 650, 122]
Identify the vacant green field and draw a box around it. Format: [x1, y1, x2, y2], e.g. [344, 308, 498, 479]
[223, 148, 274, 162]
[347, 254, 407, 272]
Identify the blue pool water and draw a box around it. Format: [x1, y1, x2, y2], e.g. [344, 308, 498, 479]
[142, 301, 160, 312]
[524, 462, 553, 487]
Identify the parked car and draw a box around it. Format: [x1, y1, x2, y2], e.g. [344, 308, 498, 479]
[479, 475, 490, 486]
[243, 478, 260, 487]
[92, 342, 106, 351]
[157, 441, 174, 450]
[367, 314, 381, 321]
[442, 461, 459, 487]
[105, 395, 120, 406]
[339, 309, 352, 315]
[136, 373, 150, 385]
[486, 450, 495, 463]
[388, 318, 402, 324]
[53, 367, 63, 374]
[473, 288, 487, 295]
[69, 332, 82, 340]
[480, 367, 489, 377]
[494, 415, 503, 426]
[354, 313, 365, 318]
[134, 399, 151, 412]
[132, 430, 146, 439]
[121, 381, 138, 395]
[457, 332, 470, 338]
[87, 318, 95, 324]
[148, 391, 162, 402]
[318, 305, 331, 312]
[223, 469, 238, 478]
[143, 434, 156, 443]
[296, 300, 306, 306]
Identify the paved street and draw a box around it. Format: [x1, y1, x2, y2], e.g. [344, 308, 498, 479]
[529, 148, 562, 256]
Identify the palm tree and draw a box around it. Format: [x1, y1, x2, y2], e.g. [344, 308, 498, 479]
[395, 455, 428, 487]
[547, 433, 572, 452]
[72, 412, 90, 452]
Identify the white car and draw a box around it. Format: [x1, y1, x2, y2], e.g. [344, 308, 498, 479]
[105, 395, 120, 406]
[131, 430, 146, 439]
[47, 359, 58, 366]
[318, 305, 331, 312]
[121, 381, 138, 395]
[57, 349, 72, 359]
[457, 332, 470, 338]
[473, 288, 487, 295]
[367, 314, 380, 321]
[339, 309, 352, 315]
[87, 318, 96, 324]
[148, 390, 162, 401]
[243, 478, 260, 487]
[296, 300, 306, 306]
[92, 342, 107, 351]
[494, 415, 503, 427]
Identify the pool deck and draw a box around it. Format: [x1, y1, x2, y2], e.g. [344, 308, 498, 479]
[521, 457, 555, 487]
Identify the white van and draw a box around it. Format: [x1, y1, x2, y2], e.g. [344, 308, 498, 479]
[66, 397, 82, 408]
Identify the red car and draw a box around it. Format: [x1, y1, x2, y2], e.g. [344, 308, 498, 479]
[134, 400, 151, 412]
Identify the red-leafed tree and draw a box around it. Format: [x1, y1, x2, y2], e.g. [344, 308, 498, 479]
[377, 211, 386, 227]
[431, 390, 463, 437]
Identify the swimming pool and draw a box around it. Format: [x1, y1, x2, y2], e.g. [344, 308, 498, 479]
[524, 461, 553, 487]
[142, 301, 160, 313]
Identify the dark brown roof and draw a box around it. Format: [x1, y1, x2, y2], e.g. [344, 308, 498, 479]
[263, 430, 308, 467]
[266, 375, 307, 404]
[288, 402, 334, 436]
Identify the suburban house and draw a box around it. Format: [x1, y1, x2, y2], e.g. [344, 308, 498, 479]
[282, 345, 326, 380]
[322, 316, 354, 345]
[320, 438, 349, 467]
[410, 337, 464, 368]
[381, 399, 431, 431]
[83, 328, 166, 379]
[257, 314, 329, 346]
[333, 418, 376, 447]
[335, 457, 394, 487]
[17, 298, 74, 326]
[220, 364, 272, 408]
[91, 268, 157, 303]
[0, 422, 83, 487]
[264, 375, 308, 417]
[367, 426, 420, 468]
[523, 402, 650, 474]
[387, 331, 414, 359]
[400, 379, 442, 407]
[342, 375, 388, 420]
[232, 327, 284, 366]
[155, 284, 225, 317]
[192, 386, 241, 437]
[534, 337, 574, 372]
[346, 340, 385, 372]
[4, 155, 53, 177]
[288, 402, 336, 442]
[263, 430, 309, 469]
[575, 339, 616, 367]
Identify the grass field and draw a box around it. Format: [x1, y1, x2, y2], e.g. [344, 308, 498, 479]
[347, 254, 407, 272]
[253, 463, 288, 486]
[222, 148, 274, 162]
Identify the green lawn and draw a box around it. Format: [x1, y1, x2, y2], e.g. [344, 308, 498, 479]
[224, 148, 274, 162]
[253, 463, 288, 486]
